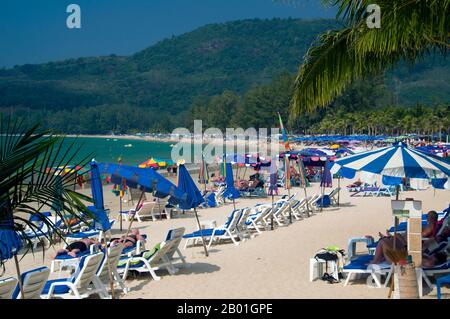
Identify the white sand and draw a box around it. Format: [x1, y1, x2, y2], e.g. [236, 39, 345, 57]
[3, 178, 449, 299]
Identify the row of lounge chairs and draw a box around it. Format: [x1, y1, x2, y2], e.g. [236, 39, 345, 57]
[182, 191, 339, 250]
[0, 228, 189, 299]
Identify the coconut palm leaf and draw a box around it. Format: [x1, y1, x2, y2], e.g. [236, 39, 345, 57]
[291, 0, 450, 115]
[0, 116, 95, 267]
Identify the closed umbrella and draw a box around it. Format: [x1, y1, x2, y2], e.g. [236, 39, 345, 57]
[89, 161, 116, 298]
[223, 162, 240, 210]
[177, 164, 208, 257]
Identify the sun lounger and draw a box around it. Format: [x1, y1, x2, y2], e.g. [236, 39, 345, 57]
[163, 228, 189, 269]
[235, 208, 252, 240]
[436, 273, 450, 299]
[342, 255, 393, 288]
[328, 187, 341, 205]
[183, 209, 243, 248]
[245, 206, 272, 234]
[0, 277, 17, 299]
[12, 266, 50, 299]
[41, 252, 107, 299]
[21, 212, 52, 249]
[93, 244, 128, 294]
[65, 219, 115, 243]
[118, 236, 186, 281]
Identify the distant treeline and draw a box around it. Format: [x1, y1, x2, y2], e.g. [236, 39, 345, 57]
[3, 72, 449, 136]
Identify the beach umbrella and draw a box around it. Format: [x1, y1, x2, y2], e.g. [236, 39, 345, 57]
[319, 159, 333, 210]
[90, 161, 111, 231]
[0, 216, 25, 298]
[89, 160, 116, 298]
[223, 162, 240, 210]
[297, 158, 312, 215]
[268, 159, 278, 230]
[198, 154, 210, 193]
[331, 142, 450, 247]
[98, 163, 187, 204]
[177, 164, 208, 257]
[331, 142, 450, 181]
[284, 154, 293, 223]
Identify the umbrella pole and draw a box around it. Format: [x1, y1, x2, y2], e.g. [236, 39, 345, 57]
[125, 191, 145, 238]
[271, 193, 274, 230]
[193, 208, 209, 257]
[119, 196, 123, 232]
[13, 254, 25, 299]
[232, 198, 236, 210]
[337, 176, 341, 207]
[393, 185, 400, 250]
[104, 232, 115, 299]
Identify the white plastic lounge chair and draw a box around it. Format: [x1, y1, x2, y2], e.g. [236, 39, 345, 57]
[245, 205, 272, 234]
[93, 244, 129, 294]
[118, 238, 184, 281]
[183, 209, 242, 249]
[164, 228, 189, 269]
[342, 255, 393, 288]
[22, 212, 52, 249]
[41, 252, 108, 299]
[328, 187, 341, 205]
[12, 266, 50, 299]
[127, 200, 170, 222]
[0, 277, 17, 299]
[65, 219, 115, 243]
[235, 207, 252, 240]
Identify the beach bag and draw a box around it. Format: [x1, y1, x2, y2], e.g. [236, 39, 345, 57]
[314, 247, 346, 283]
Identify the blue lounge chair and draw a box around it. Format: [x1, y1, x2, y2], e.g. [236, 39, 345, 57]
[12, 266, 50, 299]
[93, 244, 128, 294]
[0, 277, 17, 299]
[183, 209, 243, 249]
[436, 273, 450, 299]
[41, 252, 107, 299]
[118, 232, 187, 281]
[343, 256, 392, 288]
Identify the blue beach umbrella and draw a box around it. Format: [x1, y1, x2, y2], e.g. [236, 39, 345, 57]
[97, 163, 187, 205]
[223, 163, 241, 202]
[331, 142, 450, 181]
[330, 142, 450, 248]
[177, 164, 205, 210]
[0, 216, 25, 298]
[177, 164, 208, 257]
[89, 161, 112, 232]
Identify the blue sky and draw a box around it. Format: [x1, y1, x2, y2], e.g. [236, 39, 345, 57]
[0, 0, 336, 68]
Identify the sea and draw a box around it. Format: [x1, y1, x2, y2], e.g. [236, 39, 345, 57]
[60, 137, 175, 166]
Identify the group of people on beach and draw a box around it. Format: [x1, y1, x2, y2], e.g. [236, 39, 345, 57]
[369, 209, 450, 267]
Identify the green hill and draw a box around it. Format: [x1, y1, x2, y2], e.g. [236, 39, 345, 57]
[0, 18, 448, 133]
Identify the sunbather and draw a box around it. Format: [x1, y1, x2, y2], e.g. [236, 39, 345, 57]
[110, 229, 146, 249]
[370, 233, 408, 264]
[422, 210, 439, 238]
[52, 238, 98, 259]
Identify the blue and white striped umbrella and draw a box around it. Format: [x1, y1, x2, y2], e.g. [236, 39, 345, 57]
[330, 142, 450, 181]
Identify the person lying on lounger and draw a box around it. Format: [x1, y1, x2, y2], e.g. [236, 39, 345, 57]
[110, 229, 146, 249]
[52, 237, 99, 259]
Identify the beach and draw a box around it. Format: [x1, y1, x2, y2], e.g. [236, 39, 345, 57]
[4, 174, 449, 299]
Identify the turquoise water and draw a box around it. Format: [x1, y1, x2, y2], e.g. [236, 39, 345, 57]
[60, 137, 174, 166]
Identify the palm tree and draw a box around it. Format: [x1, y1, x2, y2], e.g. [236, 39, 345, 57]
[0, 116, 93, 269]
[291, 0, 449, 116]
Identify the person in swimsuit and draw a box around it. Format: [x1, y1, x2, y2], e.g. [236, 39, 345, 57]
[52, 237, 98, 259]
[110, 229, 146, 249]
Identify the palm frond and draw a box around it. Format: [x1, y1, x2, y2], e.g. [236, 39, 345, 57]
[291, 0, 450, 116]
